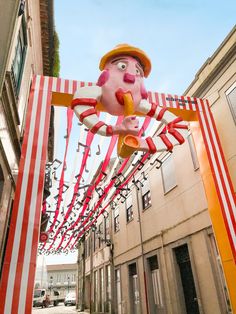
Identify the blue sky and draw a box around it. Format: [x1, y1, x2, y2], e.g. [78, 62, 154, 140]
[45, 0, 235, 265]
[55, 0, 235, 94]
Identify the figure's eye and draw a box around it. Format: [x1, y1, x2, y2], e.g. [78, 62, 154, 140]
[136, 68, 141, 75]
[117, 62, 127, 71]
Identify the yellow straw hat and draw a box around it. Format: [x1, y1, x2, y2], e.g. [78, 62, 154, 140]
[99, 44, 152, 77]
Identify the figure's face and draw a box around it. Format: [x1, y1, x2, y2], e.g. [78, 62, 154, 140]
[99, 55, 147, 115]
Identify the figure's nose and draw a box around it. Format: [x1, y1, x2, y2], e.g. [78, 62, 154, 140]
[124, 73, 135, 84]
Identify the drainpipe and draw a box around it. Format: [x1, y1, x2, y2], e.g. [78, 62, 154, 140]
[160, 230, 171, 311]
[109, 212, 115, 314]
[89, 232, 93, 314]
[135, 184, 149, 314]
[81, 235, 85, 311]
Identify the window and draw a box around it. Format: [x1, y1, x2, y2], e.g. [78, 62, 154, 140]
[128, 263, 141, 313]
[142, 191, 151, 210]
[93, 230, 99, 252]
[105, 214, 110, 241]
[99, 268, 105, 312]
[11, 16, 27, 93]
[187, 134, 199, 170]
[85, 236, 90, 259]
[161, 154, 177, 193]
[56, 273, 61, 283]
[126, 196, 133, 223]
[0, 166, 4, 204]
[94, 271, 98, 312]
[105, 265, 111, 312]
[98, 222, 104, 248]
[114, 207, 120, 232]
[115, 269, 122, 314]
[141, 178, 151, 210]
[226, 82, 236, 124]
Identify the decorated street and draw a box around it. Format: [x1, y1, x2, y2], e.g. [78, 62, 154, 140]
[32, 303, 77, 314]
[0, 1, 235, 314]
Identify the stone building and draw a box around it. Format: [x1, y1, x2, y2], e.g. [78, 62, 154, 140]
[0, 0, 56, 275]
[77, 26, 236, 313]
[47, 263, 77, 298]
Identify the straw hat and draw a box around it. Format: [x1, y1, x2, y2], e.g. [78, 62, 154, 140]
[99, 44, 151, 77]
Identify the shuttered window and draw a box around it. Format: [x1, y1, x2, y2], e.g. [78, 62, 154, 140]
[226, 82, 236, 124]
[161, 155, 177, 193]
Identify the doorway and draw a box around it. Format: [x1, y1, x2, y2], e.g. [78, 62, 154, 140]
[128, 263, 141, 314]
[174, 244, 200, 314]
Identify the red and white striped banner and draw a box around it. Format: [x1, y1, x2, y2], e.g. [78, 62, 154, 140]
[0, 75, 235, 314]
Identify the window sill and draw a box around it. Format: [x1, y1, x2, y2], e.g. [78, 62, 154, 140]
[163, 184, 178, 195]
[126, 218, 134, 224]
[142, 204, 152, 212]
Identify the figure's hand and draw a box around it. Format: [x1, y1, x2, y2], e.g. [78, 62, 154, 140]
[113, 116, 139, 136]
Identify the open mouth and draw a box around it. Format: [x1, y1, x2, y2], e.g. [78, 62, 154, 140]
[115, 88, 133, 105]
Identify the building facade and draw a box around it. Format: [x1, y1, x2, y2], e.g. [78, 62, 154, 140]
[77, 26, 236, 314]
[47, 263, 77, 298]
[0, 0, 55, 276]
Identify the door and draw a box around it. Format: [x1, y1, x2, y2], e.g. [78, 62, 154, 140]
[147, 255, 165, 313]
[174, 244, 200, 314]
[129, 263, 141, 314]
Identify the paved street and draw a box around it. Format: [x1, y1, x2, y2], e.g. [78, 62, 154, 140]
[32, 303, 77, 314]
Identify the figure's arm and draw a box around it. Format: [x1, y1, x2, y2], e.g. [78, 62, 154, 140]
[137, 99, 189, 153]
[72, 86, 139, 136]
[71, 86, 113, 136]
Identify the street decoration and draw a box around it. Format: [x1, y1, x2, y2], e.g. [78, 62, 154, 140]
[0, 57, 236, 312]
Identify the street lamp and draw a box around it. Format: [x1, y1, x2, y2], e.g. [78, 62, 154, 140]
[50, 276, 53, 292]
[67, 276, 70, 293]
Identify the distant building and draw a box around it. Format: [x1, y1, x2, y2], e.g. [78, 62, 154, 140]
[47, 263, 77, 297]
[77, 26, 236, 313]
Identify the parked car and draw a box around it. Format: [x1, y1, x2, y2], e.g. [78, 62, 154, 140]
[33, 289, 64, 307]
[64, 292, 76, 306]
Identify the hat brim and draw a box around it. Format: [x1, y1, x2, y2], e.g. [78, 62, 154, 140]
[99, 46, 151, 78]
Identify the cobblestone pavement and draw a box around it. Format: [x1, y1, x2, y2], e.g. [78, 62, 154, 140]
[32, 303, 77, 314]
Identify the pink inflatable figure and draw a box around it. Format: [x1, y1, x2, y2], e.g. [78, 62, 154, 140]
[71, 44, 188, 156]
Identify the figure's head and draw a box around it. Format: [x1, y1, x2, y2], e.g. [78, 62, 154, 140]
[97, 44, 151, 115]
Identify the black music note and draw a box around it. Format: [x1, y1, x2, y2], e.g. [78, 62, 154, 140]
[77, 141, 89, 152]
[112, 173, 125, 187]
[52, 171, 58, 181]
[51, 159, 62, 170]
[141, 171, 148, 181]
[110, 200, 117, 210]
[75, 200, 83, 207]
[119, 193, 127, 203]
[150, 157, 163, 169]
[57, 183, 69, 193]
[96, 144, 101, 155]
[95, 186, 104, 197]
[78, 184, 92, 190]
[100, 171, 107, 182]
[132, 176, 144, 190]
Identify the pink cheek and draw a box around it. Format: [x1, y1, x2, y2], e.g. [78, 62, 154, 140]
[141, 83, 148, 99]
[96, 70, 109, 86]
